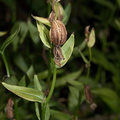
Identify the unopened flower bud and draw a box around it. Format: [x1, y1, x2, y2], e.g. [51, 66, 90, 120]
[6, 97, 15, 119]
[50, 20, 67, 46]
[84, 85, 97, 110]
[84, 85, 93, 104]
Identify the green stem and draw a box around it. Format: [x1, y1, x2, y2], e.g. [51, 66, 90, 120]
[89, 47, 92, 63]
[1, 52, 10, 77]
[86, 47, 92, 83]
[46, 59, 57, 103]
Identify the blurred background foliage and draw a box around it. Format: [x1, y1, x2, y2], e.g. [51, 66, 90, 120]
[0, 0, 120, 119]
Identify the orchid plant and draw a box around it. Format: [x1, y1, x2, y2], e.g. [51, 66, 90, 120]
[0, 0, 96, 119]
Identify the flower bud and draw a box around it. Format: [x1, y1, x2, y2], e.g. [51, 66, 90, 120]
[53, 46, 64, 66]
[50, 20, 67, 46]
[84, 85, 93, 104]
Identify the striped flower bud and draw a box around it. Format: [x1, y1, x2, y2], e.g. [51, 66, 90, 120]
[50, 20, 67, 46]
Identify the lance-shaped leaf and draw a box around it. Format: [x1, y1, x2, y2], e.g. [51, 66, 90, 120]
[41, 103, 50, 120]
[62, 3, 71, 25]
[56, 33, 74, 68]
[34, 75, 50, 120]
[51, 109, 71, 120]
[34, 75, 42, 120]
[0, 29, 19, 53]
[87, 28, 95, 48]
[37, 21, 51, 48]
[27, 21, 39, 44]
[2, 82, 46, 103]
[34, 75, 42, 91]
[32, 15, 51, 27]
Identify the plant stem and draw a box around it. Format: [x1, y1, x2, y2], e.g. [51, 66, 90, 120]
[1, 52, 10, 77]
[89, 47, 92, 63]
[86, 47, 92, 83]
[46, 59, 57, 103]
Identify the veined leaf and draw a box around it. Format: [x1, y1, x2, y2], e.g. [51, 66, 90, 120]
[0, 29, 19, 53]
[2, 82, 46, 103]
[32, 15, 51, 27]
[56, 33, 74, 68]
[37, 22, 51, 48]
[87, 28, 95, 48]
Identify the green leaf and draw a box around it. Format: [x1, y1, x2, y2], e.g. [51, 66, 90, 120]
[27, 21, 40, 44]
[114, 19, 120, 30]
[14, 54, 28, 73]
[41, 103, 50, 120]
[18, 76, 26, 86]
[67, 80, 84, 87]
[37, 70, 48, 80]
[68, 86, 80, 111]
[34, 75, 42, 91]
[54, 3, 64, 21]
[34, 75, 50, 120]
[32, 15, 51, 27]
[56, 70, 81, 87]
[26, 65, 35, 81]
[92, 49, 117, 74]
[35, 103, 41, 120]
[92, 88, 120, 113]
[51, 109, 71, 120]
[116, 0, 120, 8]
[62, 3, 71, 25]
[56, 33, 74, 68]
[73, 40, 87, 57]
[37, 22, 51, 48]
[2, 82, 46, 103]
[11, 22, 28, 44]
[0, 31, 7, 37]
[67, 68, 84, 87]
[4, 76, 18, 85]
[87, 28, 95, 48]
[0, 29, 19, 53]
[34, 75, 43, 120]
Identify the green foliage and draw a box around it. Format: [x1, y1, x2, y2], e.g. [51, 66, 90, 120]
[58, 33, 74, 68]
[93, 88, 120, 113]
[0, 29, 19, 53]
[0, 0, 120, 119]
[2, 82, 46, 103]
